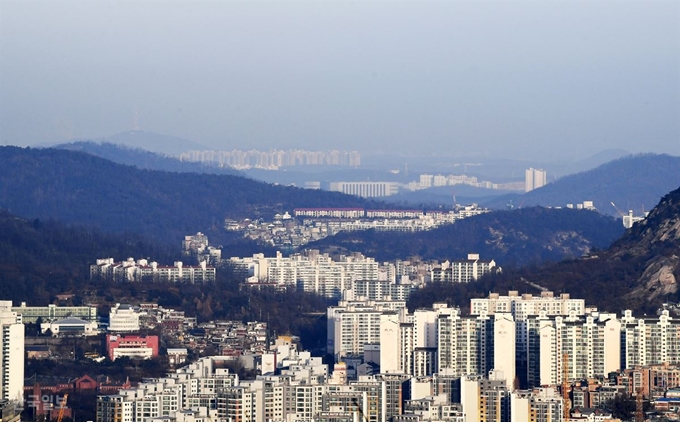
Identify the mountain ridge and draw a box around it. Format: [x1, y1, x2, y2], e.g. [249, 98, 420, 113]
[484, 153, 680, 216]
[0, 146, 378, 244]
[409, 185, 680, 312]
[304, 206, 623, 267]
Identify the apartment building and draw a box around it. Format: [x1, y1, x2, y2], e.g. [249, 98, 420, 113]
[536, 314, 621, 386]
[525, 168, 547, 192]
[344, 280, 414, 302]
[430, 254, 497, 283]
[232, 250, 380, 299]
[91, 258, 216, 283]
[0, 301, 24, 404]
[294, 208, 365, 219]
[329, 182, 399, 198]
[620, 309, 680, 368]
[510, 388, 563, 422]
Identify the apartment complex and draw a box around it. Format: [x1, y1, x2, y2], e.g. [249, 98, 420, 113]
[229, 251, 381, 299]
[178, 149, 361, 169]
[230, 251, 497, 299]
[332, 291, 680, 396]
[91, 258, 216, 283]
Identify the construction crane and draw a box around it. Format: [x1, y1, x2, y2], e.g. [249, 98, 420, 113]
[562, 353, 571, 420]
[57, 393, 68, 422]
[610, 202, 626, 218]
[635, 388, 644, 422]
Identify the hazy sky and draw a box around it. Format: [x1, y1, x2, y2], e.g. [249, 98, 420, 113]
[1, 1, 678, 160]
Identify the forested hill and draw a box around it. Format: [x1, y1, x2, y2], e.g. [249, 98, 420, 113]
[0, 210, 177, 304]
[55, 141, 243, 176]
[409, 186, 680, 313]
[305, 206, 623, 267]
[0, 209, 329, 352]
[0, 147, 379, 244]
[485, 154, 680, 215]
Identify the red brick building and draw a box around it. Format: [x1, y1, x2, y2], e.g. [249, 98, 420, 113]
[106, 334, 159, 360]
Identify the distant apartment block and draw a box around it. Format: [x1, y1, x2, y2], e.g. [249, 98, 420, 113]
[365, 209, 424, 219]
[177, 149, 361, 169]
[566, 200, 596, 211]
[91, 258, 216, 283]
[294, 208, 365, 218]
[12, 302, 98, 323]
[525, 167, 547, 192]
[470, 290, 586, 318]
[329, 181, 399, 198]
[182, 232, 221, 264]
[343, 279, 414, 302]
[229, 250, 380, 299]
[107, 334, 159, 360]
[327, 299, 408, 359]
[430, 254, 497, 283]
[419, 174, 434, 188]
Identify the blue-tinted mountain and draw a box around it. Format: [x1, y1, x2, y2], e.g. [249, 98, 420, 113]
[483, 154, 680, 216]
[55, 141, 242, 176]
[0, 147, 380, 244]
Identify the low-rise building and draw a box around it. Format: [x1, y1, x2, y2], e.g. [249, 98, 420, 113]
[109, 304, 141, 332]
[41, 317, 99, 336]
[107, 334, 159, 361]
[12, 302, 98, 323]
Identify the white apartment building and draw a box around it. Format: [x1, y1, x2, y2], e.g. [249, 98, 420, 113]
[344, 280, 414, 302]
[525, 167, 547, 192]
[98, 353, 394, 422]
[471, 291, 586, 387]
[294, 208, 365, 218]
[329, 306, 383, 360]
[536, 314, 621, 386]
[510, 388, 563, 422]
[109, 304, 141, 332]
[460, 371, 511, 422]
[365, 210, 425, 219]
[436, 309, 517, 389]
[0, 301, 24, 404]
[430, 254, 497, 283]
[232, 251, 380, 299]
[620, 309, 680, 368]
[419, 174, 434, 188]
[91, 258, 216, 283]
[329, 181, 399, 198]
[433, 174, 448, 187]
[470, 291, 586, 318]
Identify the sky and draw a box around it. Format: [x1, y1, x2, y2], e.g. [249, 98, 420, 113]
[1, 1, 678, 160]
